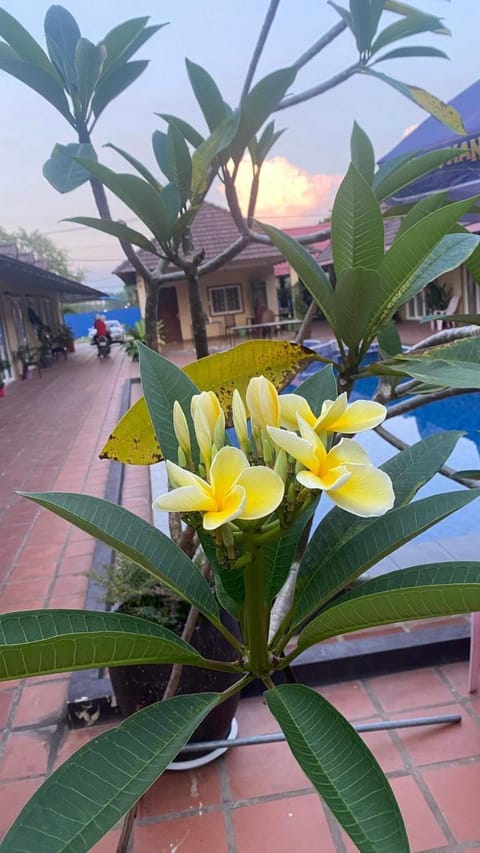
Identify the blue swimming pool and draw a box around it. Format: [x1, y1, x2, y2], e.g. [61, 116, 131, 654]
[291, 341, 480, 542]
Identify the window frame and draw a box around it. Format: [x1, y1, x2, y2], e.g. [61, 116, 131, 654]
[207, 283, 243, 316]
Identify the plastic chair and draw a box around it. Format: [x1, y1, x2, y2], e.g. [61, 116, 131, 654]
[431, 295, 460, 331]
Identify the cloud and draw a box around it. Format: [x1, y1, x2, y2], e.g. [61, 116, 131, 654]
[215, 156, 342, 225]
[402, 123, 419, 139]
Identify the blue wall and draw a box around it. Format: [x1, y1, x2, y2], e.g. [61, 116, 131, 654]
[64, 307, 141, 339]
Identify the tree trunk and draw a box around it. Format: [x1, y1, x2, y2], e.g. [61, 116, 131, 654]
[144, 278, 160, 352]
[186, 267, 209, 359]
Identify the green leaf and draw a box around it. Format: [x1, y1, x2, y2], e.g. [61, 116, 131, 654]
[0, 44, 73, 124]
[186, 58, 227, 132]
[254, 120, 285, 166]
[65, 216, 159, 254]
[44, 5, 80, 90]
[152, 129, 170, 178]
[293, 487, 480, 629]
[363, 68, 466, 135]
[377, 318, 403, 357]
[373, 149, 459, 203]
[367, 198, 480, 335]
[384, 0, 450, 30]
[160, 183, 181, 234]
[328, 2, 353, 30]
[19, 491, 219, 623]
[92, 60, 148, 119]
[100, 17, 164, 75]
[259, 224, 336, 329]
[103, 142, 162, 190]
[75, 38, 106, 113]
[266, 684, 408, 853]
[294, 363, 338, 412]
[290, 431, 466, 628]
[231, 67, 297, 163]
[297, 563, 480, 651]
[1, 693, 220, 853]
[334, 267, 381, 348]
[190, 112, 240, 201]
[350, 121, 375, 186]
[0, 8, 60, 78]
[157, 113, 205, 148]
[372, 45, 448, 64]
[398, 234, 479, 310]
[0, 610, 212, 681]
[349, 0, 385, 53]
[138, 343, 199, 464]
[74, 158, 172, 244]
[166, 123, 192, 205]
[43, 142, 97, 194]
[371, 12, 448, 54]
[377, 348, 480, 388]
[331, 163, 384, 275]
[395, 191, 448, 239]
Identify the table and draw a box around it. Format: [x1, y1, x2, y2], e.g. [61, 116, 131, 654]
[232, 319, 302, 339]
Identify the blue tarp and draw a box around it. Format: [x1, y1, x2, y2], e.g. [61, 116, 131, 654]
[64, 306, 141, 339]
[379, 78, 480, 205]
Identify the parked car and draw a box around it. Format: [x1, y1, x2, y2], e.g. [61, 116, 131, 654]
[88, 320, 125, 344]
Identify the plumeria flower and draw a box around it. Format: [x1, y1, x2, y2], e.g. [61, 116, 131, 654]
[190, 391, 224, 470]
[267, 418, 394, 517]
[154, 445, 284, 531]
[279, 391, 386, 435]
[245, 376, 280, 456]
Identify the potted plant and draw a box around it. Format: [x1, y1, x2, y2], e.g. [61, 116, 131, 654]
[124, 319, 164, 360]
[0, 359, 9, 397]
[96, 554, 240, 765]
[53, 324, 75, 353]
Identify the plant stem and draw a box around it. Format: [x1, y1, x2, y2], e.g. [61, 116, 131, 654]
[243, 542, 270, 675]
[240, 0, 281, 102]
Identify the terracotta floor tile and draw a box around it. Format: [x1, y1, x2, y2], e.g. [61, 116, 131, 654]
[396, 704, 480, 766]
[51, 573, 89, 597]
[0, 728, 54, 780]
[12, 680, 68, 728]
[53, 722, 117, 770]
[226, 740, 310, 801]
[0, 778, 43, 839]
[233, 793, 336, 853]
[133, 810, 228, 853]
[8, 560, 55, 583]
[317, 680, 378, 720]
[0, 688, 16, 729]
[422, 761, 480, 843]
[235, 694, 280, 736]
[366, 667, 455, 713]
[391, 776, 447, 851]
[47, 593, 88, 610]
[139, 762, 223, 818]
[440, 660, 470, 695]
[360, 725, 407, 774]
[0, 578, 52, 607]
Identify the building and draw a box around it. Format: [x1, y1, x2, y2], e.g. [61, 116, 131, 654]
[113, 202, 282, 343]
[0, 243, 106, 381]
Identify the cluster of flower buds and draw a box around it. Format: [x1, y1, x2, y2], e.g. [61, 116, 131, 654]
[154, 376, 394, 567]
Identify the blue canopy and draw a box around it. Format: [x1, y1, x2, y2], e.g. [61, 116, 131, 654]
[379, 78, 480, 205]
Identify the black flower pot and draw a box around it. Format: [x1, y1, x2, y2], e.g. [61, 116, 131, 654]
[109, 607, 242, 765]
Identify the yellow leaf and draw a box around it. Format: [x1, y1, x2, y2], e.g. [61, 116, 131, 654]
[101, 340, 316, 465]
[408, 86, 467, 136]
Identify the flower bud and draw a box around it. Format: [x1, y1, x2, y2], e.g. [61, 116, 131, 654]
[213, 409, 226, 450]
[245, 376, 280, 431]
[232, 390, 249, 450]
[173, 401, 191, 455]
[274, 449, 288, 483]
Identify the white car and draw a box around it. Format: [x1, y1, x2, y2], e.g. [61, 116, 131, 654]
[88, 320, 125, 344]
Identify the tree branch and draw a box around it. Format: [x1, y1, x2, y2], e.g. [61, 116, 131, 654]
[276, 62, 360, 110]
[375, 423, 480, 490]
[294, 300, 318, 343]
[408, 324, 480, 352]
[292, 22, 347, 71]
[240, 0, 281, 102]
[385, 386, 478, 419]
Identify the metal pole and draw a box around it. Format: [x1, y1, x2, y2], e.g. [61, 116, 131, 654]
[179, 713, 461, 753]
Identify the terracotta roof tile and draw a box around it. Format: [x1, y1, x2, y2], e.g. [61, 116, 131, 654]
[113, 201, 282, 281]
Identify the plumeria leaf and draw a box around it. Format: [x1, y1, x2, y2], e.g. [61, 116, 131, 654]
[334, 267, 381, 348]
[0, 8, 62, 79]
[1, 694, 220, 853]
[373, 148, 459, 204]
[75, 37, 106, 113]
[157, 113, 205, 148]
[138, 343, 199, 464]
[372, 45, 448, 64]
[92, 60, 148, 119]
[293, 487, 480, 629]
[186, 58, 227, 132]
[296, 563, 480, 652]
[350, 121, 375, 186]
[43, 142, 97, 193]
[362, 68, 466, 134]
[230, 66, 296, 163]
[331, 163, 384, 275]
[64, 217, 160, 254]
[293, 364, 338, 413]
[104, 142, 162, 190]
[370, 12, 448, 55]
[0, 610, 217, 681]
[44, 5, 80, 91]
[369, 333, 480, 388]
[260, 224, 336, 329]
[0, 43, 74, 124]
[19, 491, 219, 623]
[266, 684, 408, 852]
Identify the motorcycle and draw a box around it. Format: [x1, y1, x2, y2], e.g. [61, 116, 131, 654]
[96, 335, 111, 358]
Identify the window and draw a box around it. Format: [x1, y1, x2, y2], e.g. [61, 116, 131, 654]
[208, 284, 242, 316]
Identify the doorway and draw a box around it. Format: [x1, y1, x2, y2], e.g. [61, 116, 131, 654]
[158, 286, 182, 343]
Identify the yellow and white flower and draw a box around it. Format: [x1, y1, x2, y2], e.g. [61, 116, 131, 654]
[279, 391, 386, 435]
[268, 418, 394, 517]
[154, 445, 284, 531]
[190, 391, 224, 469]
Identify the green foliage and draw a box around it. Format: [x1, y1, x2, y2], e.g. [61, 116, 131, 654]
[123, 318, 165, 360]
[0, 225, 82, 279]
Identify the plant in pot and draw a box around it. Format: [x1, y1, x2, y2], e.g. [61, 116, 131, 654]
[53, 323, 75, 353]
[96, 554, 241, 765]
[425, 280, 452, 312]
[0, 358, 9, 396]
[124, 319, 165, 361]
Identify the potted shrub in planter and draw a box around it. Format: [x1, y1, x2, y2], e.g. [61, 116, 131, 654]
[97, 555, 241, 765]
[0, 359, 9, 397]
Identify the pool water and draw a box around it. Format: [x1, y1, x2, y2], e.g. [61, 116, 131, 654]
[288, 341, 480, 542]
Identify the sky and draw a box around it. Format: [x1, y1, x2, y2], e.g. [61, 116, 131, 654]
[0, 0, 478, 293]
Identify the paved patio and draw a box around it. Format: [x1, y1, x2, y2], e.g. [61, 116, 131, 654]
[1, 329, 480, 851]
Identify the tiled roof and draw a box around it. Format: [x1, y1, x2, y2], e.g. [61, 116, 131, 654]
[113, 201, 282, 281]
